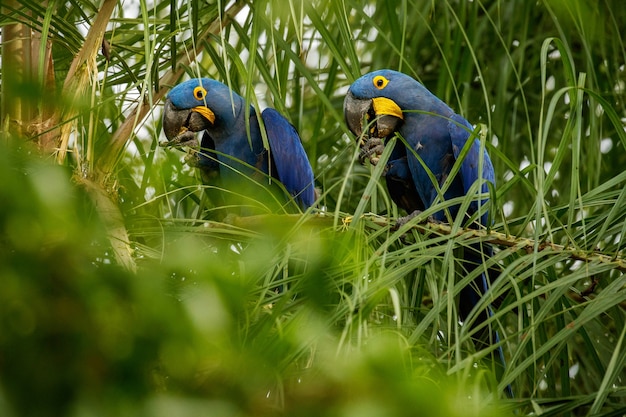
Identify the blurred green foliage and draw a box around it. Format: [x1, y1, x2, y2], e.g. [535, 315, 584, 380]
[2, 0, 626, 415]
[0, 141, 507, 417]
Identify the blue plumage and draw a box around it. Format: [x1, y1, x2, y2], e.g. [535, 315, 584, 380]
[162, 78, 315, 211]
[344, 69, 509, 395]
[346, 69, 494, 222]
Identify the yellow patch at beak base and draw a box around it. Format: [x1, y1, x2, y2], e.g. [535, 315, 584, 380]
[192, 106, 216, 124]
[372, 97, 403, 120]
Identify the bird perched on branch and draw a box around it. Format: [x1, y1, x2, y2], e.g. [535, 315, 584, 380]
[344, 69, 510, 395]
[161, 78, 315, 214]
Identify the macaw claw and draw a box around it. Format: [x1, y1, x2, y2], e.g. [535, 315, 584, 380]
[159, 130, 198, 148]
[358, 136, 385, 165]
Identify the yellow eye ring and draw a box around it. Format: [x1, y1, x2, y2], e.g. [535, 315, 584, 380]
[373, 75, 389, 90]
[193, 86, 207, 100]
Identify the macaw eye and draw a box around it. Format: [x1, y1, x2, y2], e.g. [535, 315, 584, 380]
[193, 86, 207, 100]
[372, 75, 389, 90]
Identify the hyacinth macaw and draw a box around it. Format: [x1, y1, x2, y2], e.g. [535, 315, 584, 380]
[161, 78, 315, 212]
[344, 69, 509, 392]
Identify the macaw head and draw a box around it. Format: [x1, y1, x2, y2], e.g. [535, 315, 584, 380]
[344, 69, 408, 140]
[162, 78, 243, 145]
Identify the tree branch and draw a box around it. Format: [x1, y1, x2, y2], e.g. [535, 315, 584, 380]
[218, 213, 626, 273]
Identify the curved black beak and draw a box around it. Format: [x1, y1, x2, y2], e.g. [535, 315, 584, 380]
[343, 90, 404, 140]
[161, 98, 215, 147]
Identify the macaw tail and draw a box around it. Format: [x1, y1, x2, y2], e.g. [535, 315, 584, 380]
[459, 243, 513, 398]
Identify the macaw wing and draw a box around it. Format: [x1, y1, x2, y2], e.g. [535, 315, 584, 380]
[261, 108, 315, 208]
[384, 146, 425, 214]
[196, 131, 221, 181]
[448, 114, 495, 224]
[448, 114, 495, 193]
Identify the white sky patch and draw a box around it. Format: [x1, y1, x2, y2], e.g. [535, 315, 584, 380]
[570, 260, 583, 271]
[595, 103, 605, 117]
[144, 185, 156, 201]
[549, 48, 561, 60]
[528, 218, 547, 233]
[230, 243, 242, 255]
[520, 156, 530, 171]
[575, 209, 589, 222]
[235, 4, 251, 26]
[335, 83, 350, 96]
[366, 27, 378, 42]
[125, 139, 139, 157]
[254, 84, 270, 110]
[543, 161, 552, 174]
[503, 201, 514, 217]
[544, 161, 559, 179]
[363, 3, 376, 18]
[600, 138, 613, 153]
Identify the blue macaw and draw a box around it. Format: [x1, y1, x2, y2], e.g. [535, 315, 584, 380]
[344, 69, 508, 392]
[161, 78, 315, 212]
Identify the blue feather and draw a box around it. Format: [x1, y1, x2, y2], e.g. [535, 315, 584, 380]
[345, 70, 510, 396]
[261, 108, 315, 209]
[165, 78, 315, 211]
